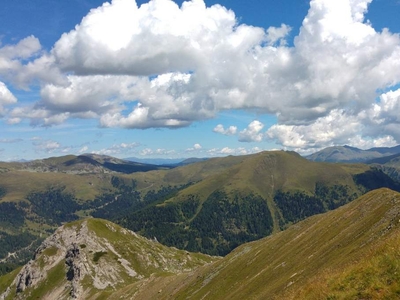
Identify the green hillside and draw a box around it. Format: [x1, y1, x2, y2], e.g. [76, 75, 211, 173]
[129, 188, 400, 299]
[0, 170, 113, 202]
[118, 151, 394, 255]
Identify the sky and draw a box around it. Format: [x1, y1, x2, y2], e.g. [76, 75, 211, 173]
[1, 0, 400, 161]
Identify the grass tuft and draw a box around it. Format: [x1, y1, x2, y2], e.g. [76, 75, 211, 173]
[93, 251, 107, 263]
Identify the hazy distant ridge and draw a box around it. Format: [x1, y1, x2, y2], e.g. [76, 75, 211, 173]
[306, 144, 400, 163]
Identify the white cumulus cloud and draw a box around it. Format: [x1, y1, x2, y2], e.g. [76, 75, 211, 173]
[139, 147, 175, 156]
[92, 142, 141, 156]
[239, 120, 264, 142]
[79, 146, 89, 153]
[1, 0, 400, 151]
[213, 124, 237, 135]
[186, 143, 202, 152]
[266, 102, 400, 150]
[0, 82, 17, 116]
[207, 146, 263, 156]
[32, 139, 61, 153]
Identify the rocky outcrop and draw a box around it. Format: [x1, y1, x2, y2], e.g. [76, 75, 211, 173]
[0, 218, 217, 300]
[7, 224, 87, 299]
[65, 244, 82, 299]
[15, 262, 41, 293]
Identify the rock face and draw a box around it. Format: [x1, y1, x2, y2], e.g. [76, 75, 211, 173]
[0, 218, 217, 300]
[65, 244, 82, 298]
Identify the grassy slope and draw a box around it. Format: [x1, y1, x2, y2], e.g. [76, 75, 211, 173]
[154, 151, 368, 232]
[0, 267, 21, 295]
[291, 229, 400, 299]
[126, 154, 248, 193]
[128, 188, 400, 299]
[0, 170, 114, 202]
[164, 151, 368, 201]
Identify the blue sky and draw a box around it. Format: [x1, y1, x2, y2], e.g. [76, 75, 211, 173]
[1, 0, 400, 161]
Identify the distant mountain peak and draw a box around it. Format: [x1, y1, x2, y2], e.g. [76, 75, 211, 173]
[343, 144, 362, 151]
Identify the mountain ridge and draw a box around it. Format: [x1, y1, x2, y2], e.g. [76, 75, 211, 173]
[2, 188, 400, 299]
[0, 154, 170, 175]
[306, 144, 400, 163]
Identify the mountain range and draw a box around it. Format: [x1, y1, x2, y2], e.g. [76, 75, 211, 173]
[306, 144, 400, 163]
[1, 146, 400, 298]
[1, 188, 399, 299]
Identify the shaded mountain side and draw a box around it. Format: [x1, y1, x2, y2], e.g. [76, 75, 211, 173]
[306, 144, 400, 163]
[124, 157, 185, 165]
[365, 153, 400, 183]
[0, 218, 217, 300]
[353, 168, 400, 193]
[63, 155, 102, 167]
[121, 188, 400, 300]
[124, 157, 208, 166]
[367, 152, 400, 165]
[369, 144, 400, 155]
[373, 165, 400, 183]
